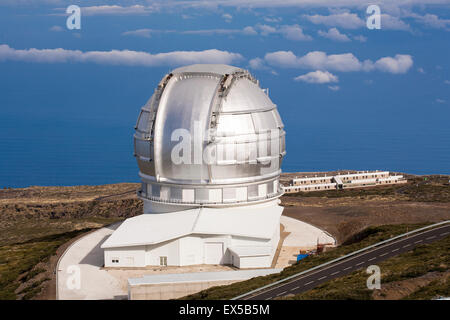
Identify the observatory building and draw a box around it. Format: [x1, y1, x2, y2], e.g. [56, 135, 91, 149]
[102, 64, 286, 269]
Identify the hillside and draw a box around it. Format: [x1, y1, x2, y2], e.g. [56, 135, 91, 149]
[0, 173, 448, 299]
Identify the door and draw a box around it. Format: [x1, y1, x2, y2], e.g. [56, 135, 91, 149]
[204, 242, 224, 264]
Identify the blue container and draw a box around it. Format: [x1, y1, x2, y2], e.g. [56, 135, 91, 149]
[297, 254, 309, 262]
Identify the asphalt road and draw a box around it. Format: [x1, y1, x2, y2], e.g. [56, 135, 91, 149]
[243, 224, 450, 300]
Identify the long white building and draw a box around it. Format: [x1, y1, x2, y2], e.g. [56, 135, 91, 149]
[102, 64, 286, 269]
[283, 171, 407, 193]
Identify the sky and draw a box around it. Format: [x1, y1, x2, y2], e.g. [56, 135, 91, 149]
[0, 0, 449, 187]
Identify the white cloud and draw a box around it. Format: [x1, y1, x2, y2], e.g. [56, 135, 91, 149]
[373, 54, 414, 74]
[417, 67, 425, 74]
[264, 17, 282, 23]
[279, 24, 312, 41]
[80, 5, 155, 16]
[380, 14, 411, 31]
[265, 51, 364, 72]
[303, 12, 410, 31]
[121, 29, 154, 38]
[294, 70, 338, 84]
[303, 12, 365, 29]
[318, 28, 351, 42]
[222, 13, 233, 22]
[249, 57, 266, 70]
[0, 44, 243, 66]
[328, 85, 340, 91]
[258, 51, 413, 74]
[256, 24, 312, 40]
[436, 98, 446, 104]
[257, 24, 277, 36]
[182, 27, 257, 35]
[49, 25, 64, 32]
[7, 0, 450, 9]
[411, 13, 450, 30]
[122, 27, 257, 37]
[444, 80, 450, 85]
[242, 26, 258, 35]
[353, 35, 367, 42]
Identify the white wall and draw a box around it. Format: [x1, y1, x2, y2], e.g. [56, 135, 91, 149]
[238, 255, 272, 269]
[179, 236, 203, 265]
[146, 239, 180, 266]
[104, 246, 146, 267]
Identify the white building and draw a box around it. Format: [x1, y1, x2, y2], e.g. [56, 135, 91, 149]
[283, 171, 407, 193]
[102, 64, 286, 269]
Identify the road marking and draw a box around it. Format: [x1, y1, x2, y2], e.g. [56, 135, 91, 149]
[379, 252, 389, 257]
[331, 271, 340, 276]
[415, 240, 423, 244]
[291, 286, 300, 291]
[304, 281, 314, 286]
[265, 297, 272, 300]
[391, 248, 399, 252]
[344, 266, 352, 271]
[276, 291, 287, 297]
[440, 232, 449, 236]
[403, 244, 411, 248]
[426, 236, 436, 240]
[356, 261, 365, 266]
[368, 257, 377, 262]
[318, 276, 327, 281]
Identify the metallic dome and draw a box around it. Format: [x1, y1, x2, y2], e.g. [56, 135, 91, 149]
[134, 64, 286, 209]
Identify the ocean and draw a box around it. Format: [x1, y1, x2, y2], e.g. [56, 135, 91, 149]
[1, 111, 449, 189]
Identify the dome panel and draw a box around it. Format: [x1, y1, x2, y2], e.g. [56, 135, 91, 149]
[153, 75, 220, 182]
[221, 79, 275, 113]
[216, 114, 255, 136]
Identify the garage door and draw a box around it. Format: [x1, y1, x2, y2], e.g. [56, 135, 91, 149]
[204, 242, 223, 264]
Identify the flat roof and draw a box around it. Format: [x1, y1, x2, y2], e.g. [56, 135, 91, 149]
[128, 268, 282, 286]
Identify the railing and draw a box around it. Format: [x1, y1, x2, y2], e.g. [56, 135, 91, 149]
[137, 187, 284, 206]
[231, 220, 450, 300]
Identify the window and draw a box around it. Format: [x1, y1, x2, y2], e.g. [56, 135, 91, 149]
[160, 256, 167, 266]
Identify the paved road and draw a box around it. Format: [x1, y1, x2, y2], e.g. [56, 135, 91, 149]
[243, 224, 450, 300]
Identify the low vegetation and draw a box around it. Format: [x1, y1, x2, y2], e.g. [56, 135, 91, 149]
[0, 183, 141, 300]
[0, 228, 94, 299]
[183, 223, 435, 300]
[285, 234, 450, 300]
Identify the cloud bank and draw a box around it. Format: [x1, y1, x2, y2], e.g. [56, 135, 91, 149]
[259, 51, 413, 74]
[0, 44, 243, 66]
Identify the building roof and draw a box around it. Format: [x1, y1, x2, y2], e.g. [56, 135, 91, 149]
[101, 202, 283, 249]
[128, 268, 282, 286]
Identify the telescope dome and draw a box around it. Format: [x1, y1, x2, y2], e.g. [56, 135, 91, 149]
[134, 64, 286, 210]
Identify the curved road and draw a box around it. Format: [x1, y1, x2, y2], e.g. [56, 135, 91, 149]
[243, 224, 450, 300]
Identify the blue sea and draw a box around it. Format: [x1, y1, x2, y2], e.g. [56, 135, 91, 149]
[1, 112, 449, 189]
[0, 63, 449, 188]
